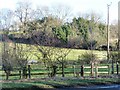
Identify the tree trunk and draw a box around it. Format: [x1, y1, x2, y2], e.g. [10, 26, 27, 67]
[6, 73, 9, 80]
[5, 71, 10, 80]
[51, 65, 58, 77]
[22, 66, 27, 79]
[48, 66, 51, 77]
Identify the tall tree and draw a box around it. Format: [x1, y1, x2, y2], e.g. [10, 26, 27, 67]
[0, 8, 14, 80]
[14, 0, 35, 36]
[52, 24, 71, 45]
[71, 17, 89, 49]
[51, 4, 72, 22]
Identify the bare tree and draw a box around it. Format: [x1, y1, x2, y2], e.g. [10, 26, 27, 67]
[50, 4, 72, 23]
[54, 48, 70, 77]
[15, 1, 32, 23]
[9, 1, 35, 79]
[0, 8, 14, 80]
[14, 0, 35, 37]
[15, 43, 33, 79]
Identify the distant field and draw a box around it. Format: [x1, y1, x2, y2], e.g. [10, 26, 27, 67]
[66, 49, 107, 61]
[0, 42, 107, 61]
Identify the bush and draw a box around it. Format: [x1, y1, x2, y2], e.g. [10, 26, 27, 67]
[110, 52, 118, 63]
[78, 52, 98, 65]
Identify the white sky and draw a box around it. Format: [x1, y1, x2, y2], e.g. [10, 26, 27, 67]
[0, 0, 120, 24]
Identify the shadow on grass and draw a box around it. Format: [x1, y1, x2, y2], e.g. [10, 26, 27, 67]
[2, 85, 56, 90]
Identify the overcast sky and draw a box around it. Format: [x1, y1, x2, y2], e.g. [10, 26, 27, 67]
[0, 0, 119, 24]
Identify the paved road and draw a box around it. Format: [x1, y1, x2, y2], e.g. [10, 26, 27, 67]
[60, 85, 120, 90]
[2, 85, 120, 90]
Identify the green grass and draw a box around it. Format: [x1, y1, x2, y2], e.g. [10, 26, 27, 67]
[66, 49, 107, 61]
[0, 42, 108, 61]
[1, 78, 120, 89]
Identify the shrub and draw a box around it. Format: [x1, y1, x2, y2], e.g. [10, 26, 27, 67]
[78, 52, 98, 65]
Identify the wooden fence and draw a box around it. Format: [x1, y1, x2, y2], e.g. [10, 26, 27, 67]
[73, 65, 112, 77]
[0, 64, 119, 79]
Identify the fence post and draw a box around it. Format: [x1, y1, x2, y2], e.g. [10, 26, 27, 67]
[81, 65, 84, 77]
[91, 63, 94, 77]
[62, 63, 65, 77]
[95, 65, 98, 78]
[108, 65, 110, 75]
[28, 65, 31, 79]
[73, 65, 76, 77]
[111, 61, 114, 74]
[116, 62, 119, 75]
[19, 70, 21, 79]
